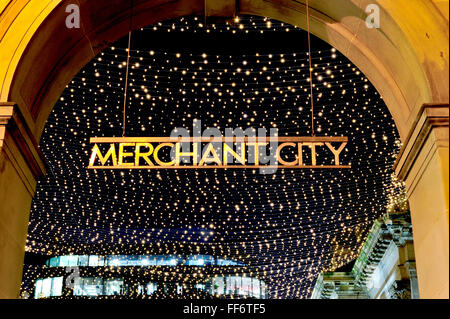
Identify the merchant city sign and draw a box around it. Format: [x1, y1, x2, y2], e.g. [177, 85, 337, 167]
[88, 121, 350, 173]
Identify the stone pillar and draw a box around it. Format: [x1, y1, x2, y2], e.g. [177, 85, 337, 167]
[406, 263, 420, 299]
[0, 103, 46, 299]
[394, 104, 449, 299]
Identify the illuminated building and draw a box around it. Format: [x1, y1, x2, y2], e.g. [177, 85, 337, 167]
[22, 254, 267, 299]
[311, 210, 417, 299]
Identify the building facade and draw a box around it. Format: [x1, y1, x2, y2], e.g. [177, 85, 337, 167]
[311, 211, 418, 299]
[21, 254, 267, 299]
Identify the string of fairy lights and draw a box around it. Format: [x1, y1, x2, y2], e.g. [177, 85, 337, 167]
[22, 15, 406, 299]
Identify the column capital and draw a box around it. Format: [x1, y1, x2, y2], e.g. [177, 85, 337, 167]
[0, 102, 46, 195]
[394, 103, 449, 189]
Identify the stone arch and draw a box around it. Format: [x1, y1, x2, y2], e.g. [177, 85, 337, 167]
[1, 0, 448, 140]
[0, 0, 448, 298]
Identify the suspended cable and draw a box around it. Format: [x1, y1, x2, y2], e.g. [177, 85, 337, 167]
[306, 0, 315, 136]
[122, 32, 131, 137]
[122, 1, 133, 137]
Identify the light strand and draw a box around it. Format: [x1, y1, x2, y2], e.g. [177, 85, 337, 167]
[122, 32, 131, 137]
[122, 0, 133, 137]
[306, 0, 315, 136]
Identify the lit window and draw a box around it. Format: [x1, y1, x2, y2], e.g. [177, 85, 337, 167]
[68, 255, 78, 266]
[59, 256, 69, 267]
[147, 282, 157, 295]
[74, 277, 103, 296]
[104, 278, 124, 296]
[34, 279, 43, 299]
[241, 277, 252, 296]
[34, 277, 63, 299]
[49, 257, 60, 267]
[177, 284, 183, 295]
[211, 277, 225, 295]
[195, 283, 206, 290]
[78, 255, 89, 266]
[88, 255, 99, 266]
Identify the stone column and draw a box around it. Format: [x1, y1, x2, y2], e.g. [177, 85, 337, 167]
[405, 262, 420, 299]
[0, 103, 46, 298]
[394, 104, 449, 299]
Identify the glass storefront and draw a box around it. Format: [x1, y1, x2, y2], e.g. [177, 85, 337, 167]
[34, 275, 266, 299]
[45, 255, 244, 268]
[209, 276, 265, 298]
[73, 277, 103, 296]
[146, 282, 158, 295]
[34, 277, 63, 298]
[104, 278, 124, 296]
[73, 277, 124, 296]
[185, 255, 214, 266]
[34, 255, 266, 299]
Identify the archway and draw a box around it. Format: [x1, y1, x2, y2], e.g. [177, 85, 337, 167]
[0, 0, 448, 299]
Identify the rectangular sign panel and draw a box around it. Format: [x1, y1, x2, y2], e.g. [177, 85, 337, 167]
[88, 136, 350, 169]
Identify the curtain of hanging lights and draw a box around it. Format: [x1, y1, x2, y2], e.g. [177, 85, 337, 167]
[23, 16, 406, 299]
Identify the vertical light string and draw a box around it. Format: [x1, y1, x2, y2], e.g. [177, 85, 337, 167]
[122, 0, 133, 137]
[122, 31, 131, 137]
[306, 0, 315, 136]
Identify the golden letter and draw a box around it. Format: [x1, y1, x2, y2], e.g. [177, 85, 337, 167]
[247, 142, 268, 165]
[154, 143, 176, 166]
[135, 143, 154, 166]
[303, 143, 324, 166]
[199, 143, 222, 166]
[276, 143, 298, 166]
[325, 142, 347, 166]
[223, 143, 245, 165]
[176, 142, 199, 165]
[89, 144, 117, 167]
[118, 143, 135, 166]
[298, 143, 304, 166]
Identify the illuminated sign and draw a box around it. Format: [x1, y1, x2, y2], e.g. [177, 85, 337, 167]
[88, 136, 350, 169]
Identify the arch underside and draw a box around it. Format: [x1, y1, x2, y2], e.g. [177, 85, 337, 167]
[0, 0, 448, 300]
[0, 0, 448, 142]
